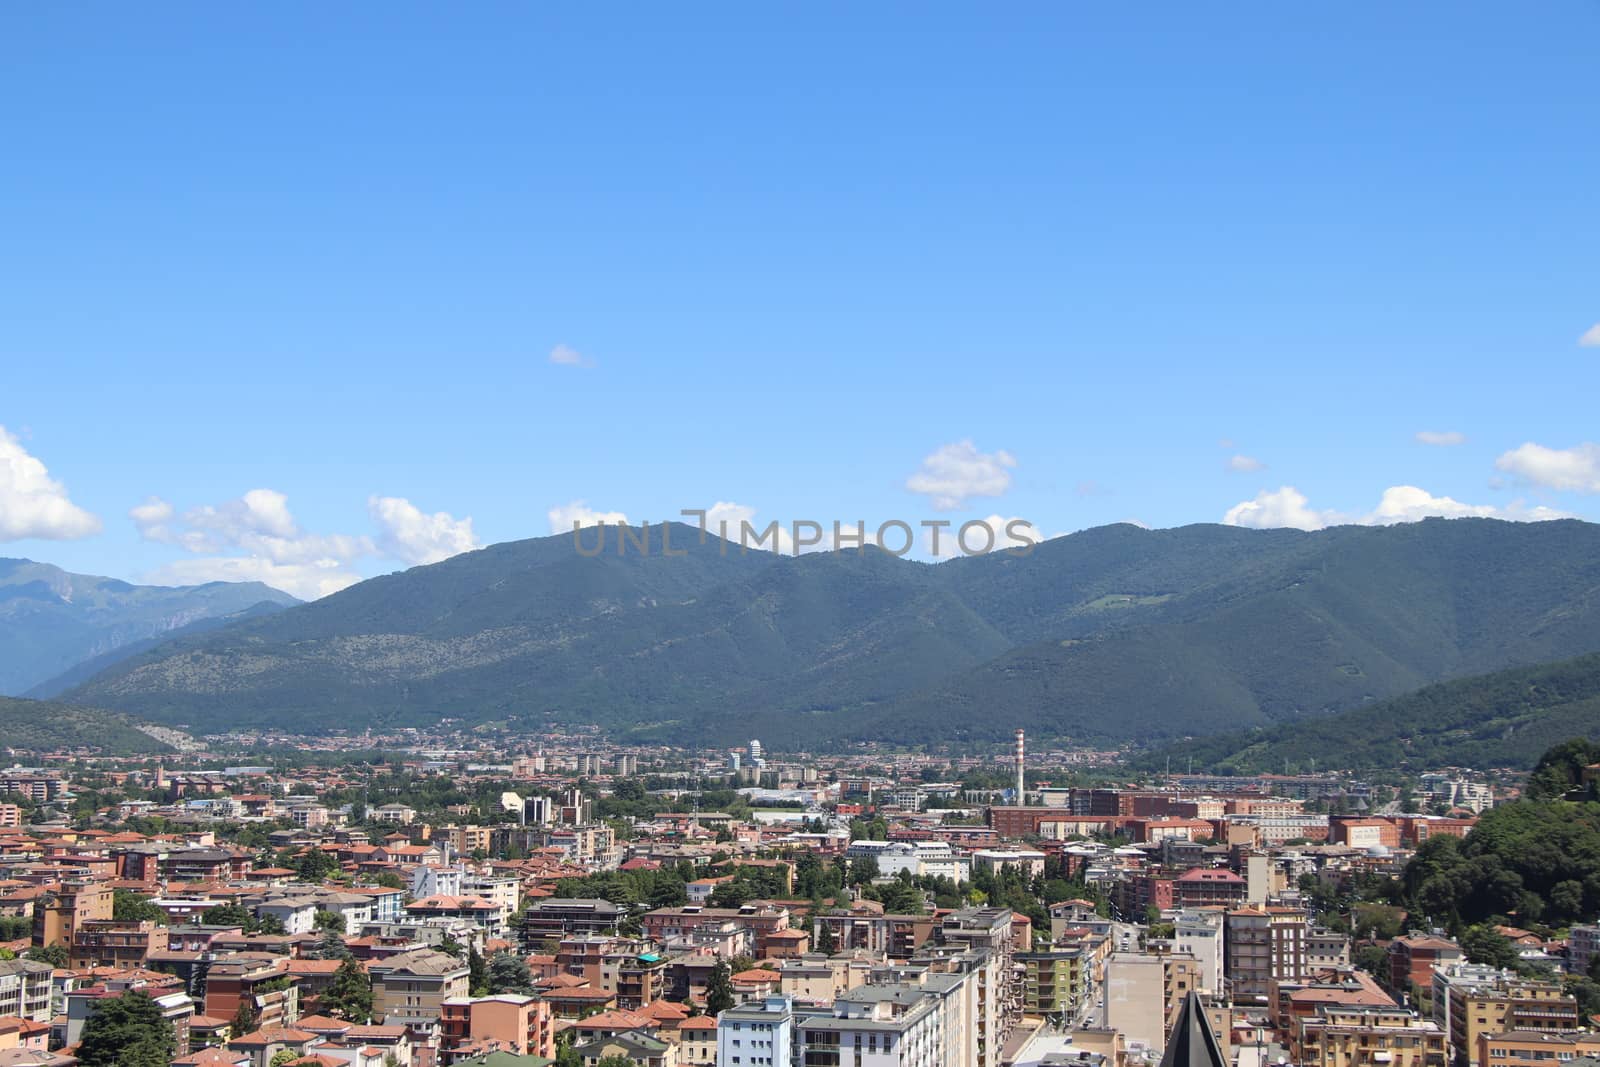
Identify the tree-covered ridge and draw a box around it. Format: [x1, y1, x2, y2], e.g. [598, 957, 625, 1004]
[1139, 651, 1600, 774]
[0, 695, 171, 755]
[66, 517, 1600, 747]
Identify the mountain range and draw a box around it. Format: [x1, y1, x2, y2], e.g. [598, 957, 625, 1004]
[55, 517, 1600, 748]
[0, 559, 300, 698]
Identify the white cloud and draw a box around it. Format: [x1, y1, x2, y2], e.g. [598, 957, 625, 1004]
[1366, 486, 1499, 523]
[1415, 430, 1467, 447]
[549, 343, 594, 367]
[926, 515, 1040, 560]
[548, 500, 629, 532]
[1579, 323, 1600, 347]
[1495, 442, 1600, 493]
[369, 496, 481, 566]
[1227, 454, 1265, 473]
[906, 440, 1016, 510]
[132, 488, 373, 600]
[1223, 484, 1573, 532]
[0, 425, 102, 541]
[1222, 487, 1336, 531]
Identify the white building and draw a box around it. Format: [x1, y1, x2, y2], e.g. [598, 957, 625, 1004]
[411, 864, 465, 900]
[718, 995, 794, 1067]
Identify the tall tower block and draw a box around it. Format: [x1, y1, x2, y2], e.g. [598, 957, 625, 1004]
[1015, 729, 1026, 807]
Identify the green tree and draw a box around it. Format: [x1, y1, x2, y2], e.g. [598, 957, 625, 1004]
[468, 945, 490, 996]
[847, 855, 880, 886]
[321, 956, 373, 1022]
[25, 944, 67, 967]
[308, 923, 351, 961]
[1459, 924, 1522, 971]
[1354, 944, 1390, 985]
[705, 959, 735, 1017]
[488, 951, 535, 995]
[112, 890, 166, 925]
[369, 870, 405, 890]
[77, 990, 177, 1067]
[270, 1051, 300, 1067]
[200, 903, 256, 930]
[230, 998, 258, 1036]
[297, 848, 340, 882]
[554, 1031, 583, 1067]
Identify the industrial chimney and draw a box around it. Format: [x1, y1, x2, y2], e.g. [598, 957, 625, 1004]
[1015, 728, 1026, 807]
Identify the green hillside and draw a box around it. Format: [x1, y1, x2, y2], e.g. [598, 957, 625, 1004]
[1139, 651, 1600, 773]
[0, 696, 172, 755]
[64, 517, 1600, 747]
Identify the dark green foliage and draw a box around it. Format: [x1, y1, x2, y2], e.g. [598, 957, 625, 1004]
[468, 946, 489, 996]
[1354, 944, 1390, 983]
[231, 1000, 258, 1035]
[847, 856, 880, 886]
[553, 867, 688, 909]
[199, 902, 284, 936]
[487, 951, 535, 995]
[1402, 794, 1600, 927]
[25, 944, 67, 967]
[705, 959, 735, 1017]
[0, 695, 169, 755]
[65, 518, 1600, 747]
[1527, 739, 1600, 800]
[1144, 655, 1600, 774]
[1458, 925, 1523, 970]
[321, 956, 372, 1022]
[297, 849, 340, 881]
[308, 924, 351, 961]
[77, 990, 177, 1067]
[112, 890, 166, 924]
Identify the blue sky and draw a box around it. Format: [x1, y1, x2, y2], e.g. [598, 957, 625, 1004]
[2, 4, 1597, 598]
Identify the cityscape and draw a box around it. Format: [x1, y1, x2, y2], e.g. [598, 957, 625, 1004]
[4, 6, 1600, 1067]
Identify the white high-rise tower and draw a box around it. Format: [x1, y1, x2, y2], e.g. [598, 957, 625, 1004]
[1015, 729, 1026, 806]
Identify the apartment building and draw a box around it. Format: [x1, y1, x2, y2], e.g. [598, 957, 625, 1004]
[1294, 1007, 1447, 1067]
[69, 919, 169, 969]
[717, 995, 794, 1067]
[439, 994, 555, 1060]
[1016, 948, 1087, 1017]
[369, 948, 472, 1040]
[1434, 971, 1581, 1067]
[1226, 907, 1310, 1001]
[0, 960, 53, 1022]
[32, 880, 113, 949]
[795, 988, 945, 1067]
[1477, 1030, 1600, 1067]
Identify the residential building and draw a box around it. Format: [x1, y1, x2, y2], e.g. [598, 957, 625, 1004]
[717, 995, 793, 1067]
[0, 960, 53, 1022]
[369, 948, 472, 1041]
[69, 919, 169, 969]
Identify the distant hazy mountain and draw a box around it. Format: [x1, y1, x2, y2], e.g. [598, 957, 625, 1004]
[0, 558, 299, 696]
[63, 518, 1600, 747]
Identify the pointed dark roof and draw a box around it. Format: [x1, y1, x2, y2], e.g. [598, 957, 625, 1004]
[1159, 992, 1228, 1067]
